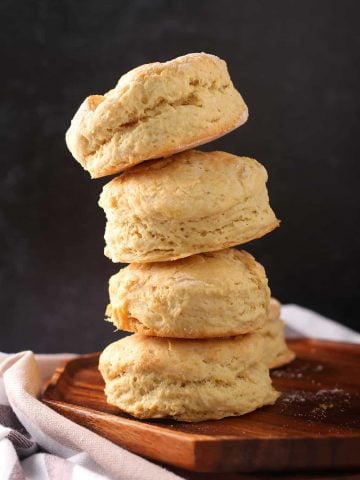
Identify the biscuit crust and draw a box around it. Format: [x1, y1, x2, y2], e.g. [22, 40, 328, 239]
[66, 53, 248, 177]
[99, 333, 279, 422]
[106, 249, 270, 338]
[99, 150, 279, 263]
[259, 298, 295, 368]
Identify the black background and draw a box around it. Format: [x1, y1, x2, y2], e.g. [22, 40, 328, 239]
[1, 0, 359, 353]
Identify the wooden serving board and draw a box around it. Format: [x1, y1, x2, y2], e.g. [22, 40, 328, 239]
[42, 339, 360, 474]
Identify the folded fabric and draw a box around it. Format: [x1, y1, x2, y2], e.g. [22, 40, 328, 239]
[0, 352, 182, 480]
[1, 304, 359, 480]
[282, 304, 360, 343]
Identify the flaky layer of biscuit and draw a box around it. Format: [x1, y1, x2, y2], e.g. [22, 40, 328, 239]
[106, 249, 270, 338]
[258, 299, 295, 369]
[261, 318, 296, 369]
[99, 334, 279, 422]
[99, 151, 279, 263]
[268, 297, 281, 322]
[66, 53, 248, 177]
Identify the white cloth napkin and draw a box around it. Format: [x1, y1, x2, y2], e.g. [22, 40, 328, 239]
[281, 304, 360, 343]
[1, 304, 359, 480]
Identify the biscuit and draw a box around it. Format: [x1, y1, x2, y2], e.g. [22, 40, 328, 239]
[99, 333, 279, 422]
[260, 298, 295, 368]
[268, 297, 281, 321]
[106, 248, 270, 338]
[99, 150, 279, 263]
[66, 53, 248, 178]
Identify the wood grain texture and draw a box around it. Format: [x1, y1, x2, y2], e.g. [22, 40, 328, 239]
[42, 338, 360, 473]
[176, 469, 360, 479]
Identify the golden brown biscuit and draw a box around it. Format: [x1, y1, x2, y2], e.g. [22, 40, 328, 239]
[99, 333, 279, 422]
[268, 297, 281, 322]
[260, 298, 295, 368]
[99, 150, 279, 263]
[106, 249, 270, 338]
[66, 53, 248, 178]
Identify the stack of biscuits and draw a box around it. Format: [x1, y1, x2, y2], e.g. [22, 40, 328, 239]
[66, 53, 294, 422]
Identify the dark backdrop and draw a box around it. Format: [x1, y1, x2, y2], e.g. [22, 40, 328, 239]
[1, 0, 359, 353]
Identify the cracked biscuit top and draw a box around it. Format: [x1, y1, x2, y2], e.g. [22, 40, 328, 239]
[98, 149, 279, 263]
[65, 52, 248, 178]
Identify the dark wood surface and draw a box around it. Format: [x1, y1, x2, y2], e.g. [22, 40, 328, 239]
[175, 469, 360, 479]
[42, 338, 360, 474]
